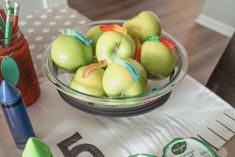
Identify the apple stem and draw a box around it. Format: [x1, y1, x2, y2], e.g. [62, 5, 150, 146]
[115, 42, 121, 52]
[112, 56, 141, 81]
[100, 24, 127, 35]
[133, 36, 142, 62]
[82, 60, 107, 78]
[63, 29, 92, 46]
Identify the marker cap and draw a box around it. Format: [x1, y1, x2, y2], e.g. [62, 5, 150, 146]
[0, 80, 21, 105]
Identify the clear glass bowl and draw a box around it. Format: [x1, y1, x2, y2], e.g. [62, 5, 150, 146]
[42, 20, 188, 116]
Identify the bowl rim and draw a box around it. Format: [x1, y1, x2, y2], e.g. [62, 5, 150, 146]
[42, 20, 188, 107]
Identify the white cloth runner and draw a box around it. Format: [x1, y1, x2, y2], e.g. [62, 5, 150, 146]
[0, 75, 234, 157]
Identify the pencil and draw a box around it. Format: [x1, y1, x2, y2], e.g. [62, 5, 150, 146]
[13, 2, 19, 33]
[4, 7, 14, 46]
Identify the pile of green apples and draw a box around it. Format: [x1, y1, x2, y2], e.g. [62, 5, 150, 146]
[51, 11, 177, 98]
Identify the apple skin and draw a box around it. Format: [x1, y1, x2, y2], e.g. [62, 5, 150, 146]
[141, 40, 176, 79]
[70, 66, 106, 97]
[51, 35, 93, 73]
[123, 11, 161, 42]
[96, 31, 135, 64]
[85, 25, 103, 49]
[102, 58, 147, 97]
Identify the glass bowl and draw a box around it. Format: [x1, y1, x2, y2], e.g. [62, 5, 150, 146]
[42, 20, 188, 117]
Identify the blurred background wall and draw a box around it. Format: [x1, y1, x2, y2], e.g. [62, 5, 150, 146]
[196, 0, 235, 37]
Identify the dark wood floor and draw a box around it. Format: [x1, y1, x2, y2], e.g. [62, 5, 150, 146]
[68, 0, 230, 85]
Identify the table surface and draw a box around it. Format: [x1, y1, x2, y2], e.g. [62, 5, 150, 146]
[0, 5, 234, 157]
[207, 33, 235, 156]
[207, 33, 235, 107]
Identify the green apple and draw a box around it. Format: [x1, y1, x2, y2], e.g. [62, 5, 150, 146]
[51, 34, 93, 73]
[70, 64, 106, 97]
[96, 31, 135, 64]
[102, 58, 147, 97]
[85, 25, 103, 49]
[141, 37, 176, 79]
[123, 11, 161, 42]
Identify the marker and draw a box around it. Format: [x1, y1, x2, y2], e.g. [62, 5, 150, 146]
[22, 137, 52, 157]
[4, 7, 13, 46]
[13, 2, 19, 33]
[0, 80, 35, 149]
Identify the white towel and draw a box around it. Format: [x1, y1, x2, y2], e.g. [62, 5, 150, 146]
[0, 75, 234, 157]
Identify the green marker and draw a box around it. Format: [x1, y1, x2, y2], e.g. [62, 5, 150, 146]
[22, 137, 52, 157]
[4, 7, 14, 46]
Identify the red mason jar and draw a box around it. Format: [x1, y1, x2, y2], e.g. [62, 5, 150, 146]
[0, 31, 40, 106]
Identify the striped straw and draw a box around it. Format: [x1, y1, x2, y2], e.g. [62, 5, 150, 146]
[0, 16, 5, 32]
[0, 5, 6, 22]
[13, 2, 19, 33]
[5, 0, 11, 8]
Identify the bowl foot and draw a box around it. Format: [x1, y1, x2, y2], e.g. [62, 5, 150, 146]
[58, 90, 171, 117]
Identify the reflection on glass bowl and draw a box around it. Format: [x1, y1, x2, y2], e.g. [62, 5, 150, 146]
[42, 20, 188, 117]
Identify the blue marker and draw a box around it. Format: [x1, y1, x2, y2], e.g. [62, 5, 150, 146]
[0, 80, 35, 149]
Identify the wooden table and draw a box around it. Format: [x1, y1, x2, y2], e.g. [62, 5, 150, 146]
[207, 33, 235, 157]
[207, 33, 235, 107]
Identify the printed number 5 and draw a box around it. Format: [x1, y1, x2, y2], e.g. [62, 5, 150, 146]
[58, 132, 105, 157]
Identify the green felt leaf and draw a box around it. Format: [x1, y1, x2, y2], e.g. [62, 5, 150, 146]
[1, 56, 20, 87]
[22, 137, 52, 157]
